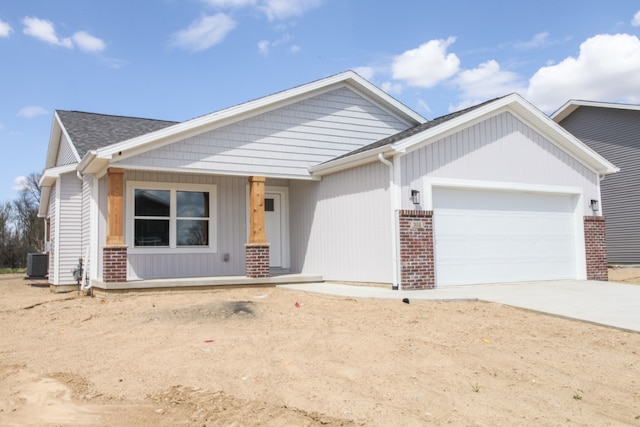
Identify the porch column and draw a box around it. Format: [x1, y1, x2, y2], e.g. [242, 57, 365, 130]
[103, 168, 127, 283]
[584, 215, 608, 281]
[246, 176, 270, 278]
[398, 210, 435, 290]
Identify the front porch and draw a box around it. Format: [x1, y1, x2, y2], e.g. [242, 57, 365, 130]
[91, 272, 322, 296]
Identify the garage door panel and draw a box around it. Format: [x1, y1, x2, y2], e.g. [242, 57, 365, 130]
[433, 188, 577, 286]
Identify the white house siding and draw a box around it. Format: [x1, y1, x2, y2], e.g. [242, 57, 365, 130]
[48, 185, 57, 284]
[114, 87, 411, 177]
[400, 112, 600, 209]
[290, 161, 392, 283]
[81, 175, 92, 280]
[124, 170, 247, 279]
[57, 173, 83, 285]
[55, 134, 78, 166]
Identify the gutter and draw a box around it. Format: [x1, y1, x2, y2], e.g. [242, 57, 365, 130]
[378, 153, 400, 290]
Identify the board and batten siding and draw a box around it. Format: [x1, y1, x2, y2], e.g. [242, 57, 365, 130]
[48, 184, 57, 284]
[57, 173, 83, 285]
[290, 161, 392, 283]
[114, 87, 411, 177]
[558, 107, 639, 263]
[400, 111, 600, 210]
[55, 133, 78, 166]
[123, 170, 248, 279]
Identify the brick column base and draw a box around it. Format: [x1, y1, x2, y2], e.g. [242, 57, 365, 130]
[246, 243, 270, 278]
[103, 245, 128, 283]
[399, 210, 435, 290]
[584, 216, 608, 281]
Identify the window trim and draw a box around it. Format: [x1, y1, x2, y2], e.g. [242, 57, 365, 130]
[126, 181, 217, 254]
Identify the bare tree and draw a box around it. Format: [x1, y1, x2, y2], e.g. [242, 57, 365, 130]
[0, 171, 44, 268]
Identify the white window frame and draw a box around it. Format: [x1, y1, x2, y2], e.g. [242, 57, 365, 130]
[126, 181, 217, 254]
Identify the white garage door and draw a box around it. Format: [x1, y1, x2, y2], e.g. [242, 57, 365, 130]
[433, 188, 577, 286]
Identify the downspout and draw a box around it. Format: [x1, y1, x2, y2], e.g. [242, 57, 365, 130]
[378, 153, 400, 290]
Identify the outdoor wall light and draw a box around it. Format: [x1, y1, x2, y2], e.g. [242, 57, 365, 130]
[590, 199, 599, 211]
[410, 189, 420, 205]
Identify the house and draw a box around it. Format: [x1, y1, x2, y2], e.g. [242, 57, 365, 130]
[38, 71, 617, 293]
[553, 101, 640, 265]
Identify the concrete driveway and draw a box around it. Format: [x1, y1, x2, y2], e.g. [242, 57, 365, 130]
[279, 280, 640, 333]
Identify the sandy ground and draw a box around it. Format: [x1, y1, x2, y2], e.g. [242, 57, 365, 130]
[1, 271, 639, 426]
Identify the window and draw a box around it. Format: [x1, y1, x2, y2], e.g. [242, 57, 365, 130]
[128, 181, 216, 252]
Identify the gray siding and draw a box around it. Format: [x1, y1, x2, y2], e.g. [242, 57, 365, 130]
[57, 173, 83, 285]
[559, 107, 639, 263]
[114, 87, 410, 177]
[55, 134, 78, 166]
[401, 112, 600, 210]
[290, 161, 392, 283]
[124, 171, 247, 279]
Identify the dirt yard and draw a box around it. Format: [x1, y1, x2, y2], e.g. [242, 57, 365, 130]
[1, 271, 639, 426]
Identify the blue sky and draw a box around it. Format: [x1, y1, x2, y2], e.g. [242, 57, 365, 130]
[1, 0, 639, 203]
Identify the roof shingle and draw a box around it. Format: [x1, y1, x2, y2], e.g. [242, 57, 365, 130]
[56, 110, 178, 158]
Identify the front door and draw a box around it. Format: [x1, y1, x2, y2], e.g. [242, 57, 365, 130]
[265, 193, 282, 267]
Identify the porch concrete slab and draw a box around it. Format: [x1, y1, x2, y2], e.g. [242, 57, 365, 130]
[279, 280, 640, 333]
[93, 274, 322, 291]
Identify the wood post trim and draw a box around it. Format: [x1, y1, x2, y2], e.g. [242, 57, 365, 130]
[106, 168, 125, 246]
[248, 176, 266, 244]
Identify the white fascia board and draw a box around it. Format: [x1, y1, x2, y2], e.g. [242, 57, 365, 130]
[113, 163, 322, 181]
[44, 112, 82, 169]
[394, 93, 618, 176]
[38, 186, 52, 217]
[552, 99, 640, 122]
[40, 163, 78, 185]
[43, 113, 63, 169]
[94, 71, 425, 162]
[309, 145, 396, 176]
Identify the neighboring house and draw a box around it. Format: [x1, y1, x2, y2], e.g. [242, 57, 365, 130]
[38, 71, 617, 293]
[553, 101, 640, 265]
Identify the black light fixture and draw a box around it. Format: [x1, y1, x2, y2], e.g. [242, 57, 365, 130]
[410, 189, 420, 205]
[590, 199, 599, 211]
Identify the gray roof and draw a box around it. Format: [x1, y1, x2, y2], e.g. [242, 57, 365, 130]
[328, 95, 508, 164]
[56, 110, 178, 158]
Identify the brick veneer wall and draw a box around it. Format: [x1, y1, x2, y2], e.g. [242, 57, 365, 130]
[398, 210, 435, 290]
[246, 243, 270, 278]
[103, 246, 127, 283]
[584, 216, 608, 281]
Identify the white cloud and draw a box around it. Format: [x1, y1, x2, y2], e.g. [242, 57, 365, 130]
[72, 31, 106, 52]
[527, 33, 640, 112]
[417, 99, 431, 114]
[455, 60, 526, 101]
[22, 16, 72, 48]
[202, 0, 321, 21]
[259, 0, 323, 21]
[17, 106, 48, 119]
[13, 176, 28, 192]
[203, 0, 256, 6]
[353, 66, 376, 81]
[515, 32, 550, 50]
[258, 39, 270, 55]
[391, 37, 460, 88]
[632, 11, 640, 26]
[257, 31, 295, 55]
[171, 14, 237, 51]
[380, 81, 403, 95]
[0, 19, 12, 37]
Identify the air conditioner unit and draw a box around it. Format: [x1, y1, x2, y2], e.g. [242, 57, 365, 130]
[27, 253, 48, 278]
